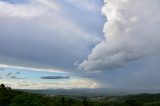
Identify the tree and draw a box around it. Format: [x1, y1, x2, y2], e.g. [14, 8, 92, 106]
[126, 98, 143, 106]
[0, 83, 5, 89]
[82, 97, 89, 106]
[61, 97, 65, 106]
[10, 94, 42, 106]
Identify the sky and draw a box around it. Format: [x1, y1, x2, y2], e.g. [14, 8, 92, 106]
[0, 0, 160, 90]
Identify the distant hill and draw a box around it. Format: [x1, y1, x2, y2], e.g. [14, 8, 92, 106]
[19, 88, 160, 97]
[17, 88, 127, 97]
[1, 84, 160, 106]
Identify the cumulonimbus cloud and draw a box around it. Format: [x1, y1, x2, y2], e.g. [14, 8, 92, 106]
[79, 0, 160, 71]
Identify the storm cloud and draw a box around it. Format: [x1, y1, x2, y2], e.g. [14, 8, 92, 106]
[79, 0, 160, 72]
[76, 0, 160, 90]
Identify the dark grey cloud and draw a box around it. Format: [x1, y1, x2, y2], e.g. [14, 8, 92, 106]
[5, 71, 24, 79]
[81, 54, 160, 90]
[9, 76, 25, 79]
[40, 76, 70, 79]
[6, 72, 12, 76]
[15, 71, 20, 74]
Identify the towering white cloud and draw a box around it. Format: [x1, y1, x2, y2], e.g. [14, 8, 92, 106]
[79, 0, 160, 71]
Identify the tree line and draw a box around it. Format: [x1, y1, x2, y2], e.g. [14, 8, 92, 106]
[0, 84, 160, 106]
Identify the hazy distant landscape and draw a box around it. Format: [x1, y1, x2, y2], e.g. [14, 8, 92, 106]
[21, 88, 160, 97]
[1, 84, 160, 106]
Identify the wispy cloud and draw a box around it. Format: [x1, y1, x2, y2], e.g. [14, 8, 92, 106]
[0, 1, 43, 18]
[36, 0, 61, 11]
[65, 0, 102, 12]
[0, 64, 67, 73]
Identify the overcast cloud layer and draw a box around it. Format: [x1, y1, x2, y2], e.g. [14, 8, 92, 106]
[0, 0, 104, 70]
[0, 0, 104, 89]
